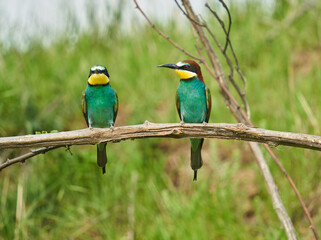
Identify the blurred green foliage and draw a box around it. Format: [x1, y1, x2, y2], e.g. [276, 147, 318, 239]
[0, 1, 321, 239]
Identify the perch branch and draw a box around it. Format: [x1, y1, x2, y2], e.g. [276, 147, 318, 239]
[2, 122, 321, 172]
[1, 122, 321, 151]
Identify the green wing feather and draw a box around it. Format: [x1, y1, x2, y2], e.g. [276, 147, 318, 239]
[205, 85, 212, 123]
[113, 92, 119, 123]
[175, 90, 181, 121]
[81, 91, 89, 126]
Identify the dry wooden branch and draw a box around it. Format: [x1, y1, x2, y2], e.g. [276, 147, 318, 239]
[0, 146, 62, 170]
[2, 122, 321, 172]
[1, 123, 321, 151]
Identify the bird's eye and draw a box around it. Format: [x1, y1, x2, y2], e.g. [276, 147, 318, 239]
[183, 65, 189, 70]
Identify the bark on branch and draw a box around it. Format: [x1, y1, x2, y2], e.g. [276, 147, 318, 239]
[1, 122, 321, 151]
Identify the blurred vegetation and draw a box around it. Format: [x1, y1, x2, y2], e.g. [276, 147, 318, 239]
[0, 1, 321, 239]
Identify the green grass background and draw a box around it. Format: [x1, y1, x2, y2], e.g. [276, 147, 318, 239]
[0, 1, 321, 239]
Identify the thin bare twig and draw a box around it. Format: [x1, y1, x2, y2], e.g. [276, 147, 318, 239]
[248, 142, 297, 238]
[208, 0, 231, 53]
[174, 0, 204, 27]
[133, 0, 201, 61]
[264, 145, 320, 240]
[202, 19, 250, 117]
[219, 0, 231, 53]
[205, 3, 239, 67]
[205, 3, 249, 117]
[205, 2, 248, 96]
[0, 146, 61, 170]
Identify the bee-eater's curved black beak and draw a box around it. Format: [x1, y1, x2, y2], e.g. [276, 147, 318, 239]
[157, 63, 178, 69]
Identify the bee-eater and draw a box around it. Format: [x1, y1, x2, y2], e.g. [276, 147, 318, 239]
[82, 65, 118, 174]
[158, 60, 211, 181]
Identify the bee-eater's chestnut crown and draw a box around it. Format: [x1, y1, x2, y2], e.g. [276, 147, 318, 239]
[158, 60, 203, 82]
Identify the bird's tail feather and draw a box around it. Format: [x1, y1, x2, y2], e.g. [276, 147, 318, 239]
[97, 143, 107, 174]
[190, 138, 204, 181]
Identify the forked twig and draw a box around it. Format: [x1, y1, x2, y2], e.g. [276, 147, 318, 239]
[133, 0, 201, 61]
[205, 3, 249, 117]
[219, 0, 231, 53]
[174, 0, 204, 27]
[209, 0, 231, 53]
